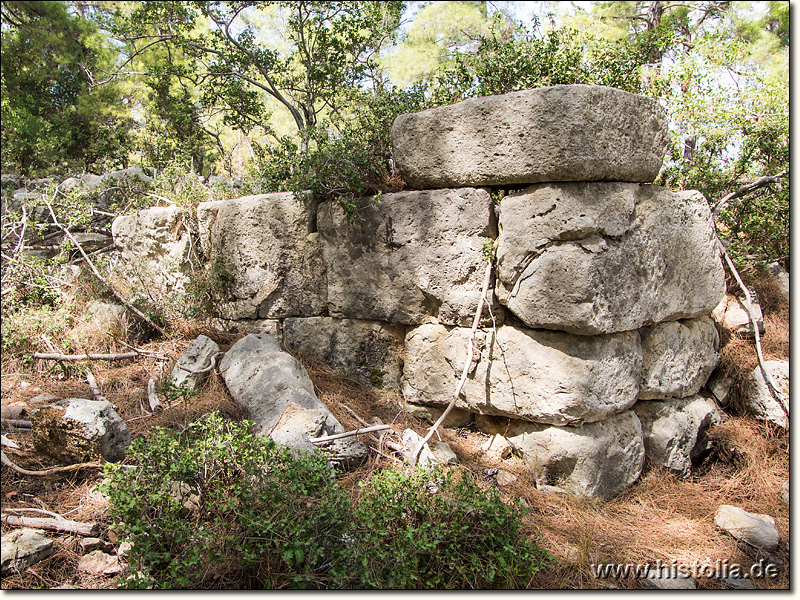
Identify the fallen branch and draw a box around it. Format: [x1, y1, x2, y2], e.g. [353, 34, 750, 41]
[309, 424, 392, 444]
[2, 419, 32, 430]
[85, 369, 107, 403]
[411, 253, 495, 465]
[147, 378, 163, 413]
[113, 337, 169, 360]
[719, 241, 788, 421]
[43, 191, 167, 338]
[1, 513, 100, 537]
[712, 172, 786, 218]
[33, 351, 139, 362]
[1, 450, 103, 476]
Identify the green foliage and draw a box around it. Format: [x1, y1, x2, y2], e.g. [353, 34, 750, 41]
[103, 412, 551, 589]
[337, 465, 552, 589]
[185, 256, 235, 317]
[102, 412, 352, 589]
[1, 1, 132, 176]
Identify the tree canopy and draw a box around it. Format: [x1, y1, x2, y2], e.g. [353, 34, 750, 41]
[0, 0, 789, 267]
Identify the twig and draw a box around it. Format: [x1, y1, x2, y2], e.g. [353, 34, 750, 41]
[2, 419, 32, 429]
[85, 369, 107, 403]
[309, 424, 392, 444]
[411, 254, 495, 465]
[719, 241, 788, 421]
[712, 172, 785, 218]
[1, 450, 103, 476]
[42, 189, 167, 338]
[340, 403, 370, 427]
[1, 434, 20, 449]
[148, 378, 163, 413]
[113, 337, 169, 359]
[3, 507, 62, 520]
[33, 351, 139, 362]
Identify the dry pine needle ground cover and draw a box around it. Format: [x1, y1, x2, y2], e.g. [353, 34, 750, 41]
[0, 274, 790, 589]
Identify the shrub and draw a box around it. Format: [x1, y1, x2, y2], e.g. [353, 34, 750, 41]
[335, 465, 552, 589]
[103, 412, 552, 589]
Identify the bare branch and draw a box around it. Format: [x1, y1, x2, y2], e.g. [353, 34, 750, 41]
[712, 172, 786, 217]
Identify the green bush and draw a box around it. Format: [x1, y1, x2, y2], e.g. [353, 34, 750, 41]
[103, 412, 552, 589]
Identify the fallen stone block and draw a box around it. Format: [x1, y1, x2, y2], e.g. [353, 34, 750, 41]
[714, 505, 780, 551]
[1, 529, 54, 576]
[746, 361, 789, 428]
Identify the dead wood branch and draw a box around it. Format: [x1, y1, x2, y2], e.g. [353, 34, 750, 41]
[147, 378, 163, 413]
[1, 513, 100, 537]
[1, 434, 20, 449]
[2, 419, 32, 429]
[43, 190, 167, 338]
[309, 424, 392, 444]
[1, 450, 103, 476]
[33, 351, 140, 362]
[85, 369, 107, 403]
[411, 254, 494, 465]
[712, 172, 786, 218]
[719, 241, 788, 421]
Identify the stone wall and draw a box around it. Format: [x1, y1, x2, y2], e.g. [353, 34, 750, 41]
[112, 85, 727, 500]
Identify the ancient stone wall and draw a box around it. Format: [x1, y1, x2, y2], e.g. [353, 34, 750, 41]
[114, 84, 727, 500]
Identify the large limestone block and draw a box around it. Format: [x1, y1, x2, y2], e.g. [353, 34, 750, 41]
[219, 334, 367, 468]
[283, 317, 405, 390]
[633, 395, 721, 477]
[197, 193, 326, 320]
[496, 183, 725, 335]
[639, 316, 720, 399]
[111, 205, 194, 291]
[391, 85, 668, 189]
[318, 188, 496, 326]
[1, 529, 54, 576]
[505, 411, 645, 501]
[402, 323, 642, 426]
[746, 361, 789, 428]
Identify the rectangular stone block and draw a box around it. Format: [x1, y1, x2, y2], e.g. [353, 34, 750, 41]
[318, 188, 497, 326]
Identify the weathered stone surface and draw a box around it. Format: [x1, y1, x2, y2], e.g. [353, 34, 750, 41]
[638, 316, 719, 399]
[746, 361, 789, 428]
[103, 166, 153, 183]
[170, 335, 220, 392]
[505, 410, 645, 501]
[641, 567, 696, 589]
[318, 188, 497, 326]
[1, 174, 21, 189]
[391, 85, 669, 189]
[714, 505, 780, 550]
[283, 317, 405, 390]
[431, 442, 459, 465]
[766, 262, 789, 301]
[633, 395, 721, 477]
[1, 529, 54, 576]
[401, 429, 437, 466]
[197, 193, 326, 320]
[711, 294, 765, 337]
[219, 334, 366, 468]
[496, 183, 725, 335]
[706, 369, 734, 407]
[111, 205, 194, 292]
[71, 232, 112, 252]
[84, 301, 127, 338]
[403, 324, 642, 426]
[78, 550, 122, 576]
[405, 402, 474, 428]
[781, 480, 789, 505]
[211, 318, 282, 339]
[31, 399, 130, 462]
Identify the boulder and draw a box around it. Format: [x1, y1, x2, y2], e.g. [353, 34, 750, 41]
[781, 480, 789, 505]
[197, 193, 326, 320]
[84, 301, 127, 338]
[746, 361, 789, 428]
[714, 505, 780, 550]
[219, 334, 366, 468]
[1, 174, 21, 189]
[391, 85, 668, 189]
[706, 369, 734, 407]
[505, 410, 645, 501]
[404, 403, 474, 428]
[633, 395, 721, 477]
[765, 262, 789, 302]
[1, 529, 54, 576]
[641, 567, 696, 590]
[102, 166, 153, 183]
[638, 316, 719, 399]
[318, 188, 497, 326]
[283, 317, 405, 390]
[31, 398, 130, 463]
[111, 205, 194, 292]
[78, 550, 122, 576]
[403, 323, 642, 426]
[495, 183, 725, 335]
[401, 429, 437, 466]
[711, 294, 765, 337]
[169, 335, 221, 392]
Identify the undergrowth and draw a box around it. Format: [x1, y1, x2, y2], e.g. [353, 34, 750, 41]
[102, 412, 551, 589]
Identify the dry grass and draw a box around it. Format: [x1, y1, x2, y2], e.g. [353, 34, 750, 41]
[1, 271, 790, 589]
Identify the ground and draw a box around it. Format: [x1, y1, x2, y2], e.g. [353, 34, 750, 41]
[0, 275, 790, 589]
